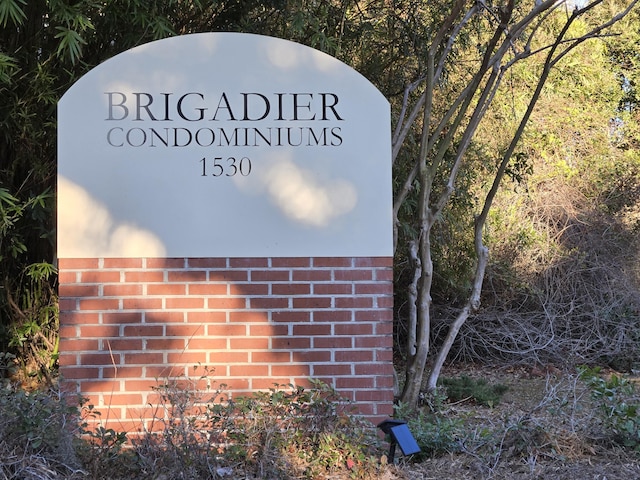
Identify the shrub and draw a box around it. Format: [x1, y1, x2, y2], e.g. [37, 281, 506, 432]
[0, 385, 82, 479]
[579, 366, 640, 450]
[441, 375, 509, 407]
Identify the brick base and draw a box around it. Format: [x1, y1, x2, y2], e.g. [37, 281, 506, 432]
[58, 257, 394, 432]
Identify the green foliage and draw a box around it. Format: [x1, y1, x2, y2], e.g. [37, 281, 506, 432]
[81, 372, 385, 479]
[394, 400, 463, 457]
[579, 366, 640, 450]
[0, 385, 82, 478]
[440, 375, 509, 407]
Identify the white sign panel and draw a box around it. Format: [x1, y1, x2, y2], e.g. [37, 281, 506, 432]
[58, 33, 392, 258]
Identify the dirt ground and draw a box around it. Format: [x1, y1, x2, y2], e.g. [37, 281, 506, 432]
[390, 365, 640, 480]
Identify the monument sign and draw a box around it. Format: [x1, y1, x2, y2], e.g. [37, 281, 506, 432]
[58, 33, 394, 431]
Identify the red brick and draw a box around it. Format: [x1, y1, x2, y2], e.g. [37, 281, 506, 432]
[80, 379, 121, 393]
[355, 390, 394, 402]
[109, 393, 144, 405]
[292, 297, 331, 309]
[271, 311, 310, 322]
[146, 311, 185, 323]
[335, 350, 373, 362]
[143, 337, 187, 351]
[229, 258, 268, 268]
[272, 364, 310, 377]
[224, 378, 250, 390]
[295, 350, 332, 363]
[292, 270, 331, 281]
[271, 337, 310, 349]
[58, 353, 77, 366]
[187, 311, 226, 323]
[124, 271, 164, 282]
[61, 312, 99, 325]
[356, 310, 393, 322]
[313, 337, 351, 348]
[123, 325, 164, 337]
[165, 324, 205, 337]
[376, 376, 395, 388]
[230, 337, 269, 349]
[374, 322, 394, 335]
[375, 269, 394, 281]
[165, 297, 205, 309]
[271, 258, 310, 268]
[80, 271, 121, 283]
[58, 298, 77, 311]
[207, 297, 246, 309]
[188, 283, 227, 295]
[335, 297, 373, 309]
[229, 283, 268, 296]
[313, 283, 352, 295]
[210, 351, 248, 363]
[377, 296, 394, 308]
[79, 299, 120, 311]
[147, 258, 186, 268]
[187, 257, 227, 268]
[313, 364, 352, 376]
[104, 338, 143, 351]
[313, 310, 351, 322]
[292, 324, 331, 336]
[101, 312, 143, 324]
[58, 284, 100, 297]
[123, 298, 163, 310]
[354, 257, 393, 267]
[166, 352, 207, 364]
[272, 283, 311, 295]
[184, 338, 227, 349]
[167, 270, 207, 282]
[147, 284, 186, 295]
[102, 366, 144, 378]
[251, 378, 294, 389]
[313, 257, 352, 267]
[251, 351, 291, 363]
[336, 377, 374, 388]
[209, 270, 248, 282]
[125, 352, 164, 365]
[124, 379, 160, 392]
[355, 337, 392, 348]
[334, 270, 372, 281]
[58, 271, 78, 283]
[206, 324, 246, 336]
[80, 325, 120, 337]
[249, 324, 288, 336]
[59, 258, 99, 269]
[79, 353, 119, 366]
[103, 258, 143, 268]
[229, 310, 268, 323]
[249, 297, 289, 309]
[59, 338, 99, 351]
[60, 367, 100, 380]
[250, 270, 290, 282]
[229, 365, 268, 376]
[355, 283, 392, 295]
[334, 324, 373, 336]
[103, 284, 144, 296]
[376, 350, 393, 362]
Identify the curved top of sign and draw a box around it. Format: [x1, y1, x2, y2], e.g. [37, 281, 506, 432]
[58, 32, 392, 258]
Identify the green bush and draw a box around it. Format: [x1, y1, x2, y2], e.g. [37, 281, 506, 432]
[81, 372, 385, 479]
[440, 375, 509, 407]
[394, 400, 463, 458]
[579, 366, 640, 450]
[0, 385, 82, 479]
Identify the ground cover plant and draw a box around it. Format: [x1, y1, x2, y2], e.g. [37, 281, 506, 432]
[2, 365, 640, 479]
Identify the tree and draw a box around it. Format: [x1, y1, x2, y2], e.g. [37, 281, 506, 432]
[391, 0, 639, 408]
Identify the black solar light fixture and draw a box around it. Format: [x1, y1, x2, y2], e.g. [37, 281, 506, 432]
[377, 419, 421, 463]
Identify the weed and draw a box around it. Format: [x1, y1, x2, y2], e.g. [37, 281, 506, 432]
[579, 365, 640, 450]
[440, 375, 509, 407]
